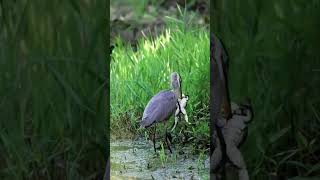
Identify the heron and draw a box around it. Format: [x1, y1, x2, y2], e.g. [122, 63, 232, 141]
[140, 72, 186, 153]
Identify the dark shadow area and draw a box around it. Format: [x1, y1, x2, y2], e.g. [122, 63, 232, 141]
[212, 0, 320, 179]
[0, 1, 108, 179]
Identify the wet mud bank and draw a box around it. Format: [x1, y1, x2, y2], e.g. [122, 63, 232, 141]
[111, 138, 209, 179]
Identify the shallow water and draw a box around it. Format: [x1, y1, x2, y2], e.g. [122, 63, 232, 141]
[110, 138, 209, 180]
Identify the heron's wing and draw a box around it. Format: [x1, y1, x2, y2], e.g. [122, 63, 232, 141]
[141, 90, 177, 128]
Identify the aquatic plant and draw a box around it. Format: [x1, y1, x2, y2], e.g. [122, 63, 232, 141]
[159, 142, 167, 167]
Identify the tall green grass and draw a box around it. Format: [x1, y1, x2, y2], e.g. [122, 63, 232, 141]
[0, 1, 108, 179]
[111, 16, 210, 145]
[212, 0, 320, 178]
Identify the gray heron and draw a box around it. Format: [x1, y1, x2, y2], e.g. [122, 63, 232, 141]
[140, 72, 184, 153]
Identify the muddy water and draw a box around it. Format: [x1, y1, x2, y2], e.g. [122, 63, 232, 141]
[111, 138, 209, 180]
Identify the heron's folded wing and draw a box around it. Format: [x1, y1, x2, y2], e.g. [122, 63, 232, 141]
[141, 90, 177, 127]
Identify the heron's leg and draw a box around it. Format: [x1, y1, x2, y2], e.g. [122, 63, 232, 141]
[165, 127, 172, 153]
[153, 125, 157, 153]
[171, 109, 180, 132]
[180, 108, 190, 124]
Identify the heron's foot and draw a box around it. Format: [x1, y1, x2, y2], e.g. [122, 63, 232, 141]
[152, 144, 164, 153]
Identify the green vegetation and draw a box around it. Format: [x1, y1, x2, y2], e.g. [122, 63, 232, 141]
[110, 14, 210, 151]
[159, 142, 167, 167]
[212, 0, 320, 178]
[0, 1, 107, 179]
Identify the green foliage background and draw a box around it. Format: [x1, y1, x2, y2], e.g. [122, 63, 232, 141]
[212, 0, 320, 178]
[0, 0, 108, 179]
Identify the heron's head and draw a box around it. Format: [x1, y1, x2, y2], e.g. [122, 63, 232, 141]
[170, 72, 181, 90]
[170, 72, 181, 98]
